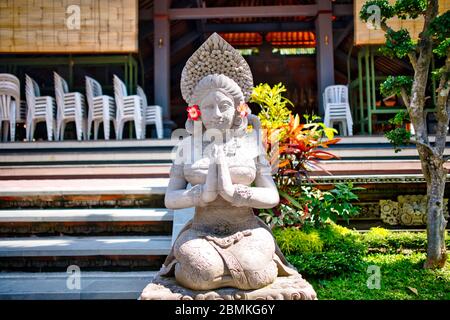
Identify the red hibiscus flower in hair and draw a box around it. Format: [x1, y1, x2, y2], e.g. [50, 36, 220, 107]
[186, 105, 201, 121]
[237, 102, 250, 118]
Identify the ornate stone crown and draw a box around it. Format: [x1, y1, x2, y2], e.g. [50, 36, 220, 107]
[180, 33, 254, 105]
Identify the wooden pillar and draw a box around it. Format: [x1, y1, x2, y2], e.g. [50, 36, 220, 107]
[315, 0, 335, 116]
[154, 0, 172, 136]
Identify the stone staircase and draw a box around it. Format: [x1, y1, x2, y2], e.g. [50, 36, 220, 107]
[1, 136, 449, 167]
[0, 136, 449, 299]
[0, 170, 178, 299]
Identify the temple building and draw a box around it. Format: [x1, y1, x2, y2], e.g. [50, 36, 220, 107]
[2, 0, 447, 137]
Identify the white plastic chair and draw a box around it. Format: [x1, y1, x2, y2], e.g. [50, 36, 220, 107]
[323, 85, 353, 136]
[85, 76, 116, 140]
[25, 75, 56, 141]
[0, 73, 21, 142]
[137, 85, 163, 139]
[17, 100, 28, 127]
[113, 75, 144, 140]
[54, 72, 87, 141]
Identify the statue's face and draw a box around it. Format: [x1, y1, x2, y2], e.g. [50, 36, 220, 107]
[199, 90, 235, 131]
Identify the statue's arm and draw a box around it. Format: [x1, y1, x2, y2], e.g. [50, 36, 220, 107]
[164, 164, 196, 209]
[248, 168, 280, 209]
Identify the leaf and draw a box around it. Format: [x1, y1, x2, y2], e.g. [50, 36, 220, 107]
[306, 161, 333, 176]
[309, 150, 338, 160]
[323, 127, 337, 140]
[279, 190, 304, 210]
[280, 147, 301, 155]
[320, 138, 341, 148]
[303, 123, 319, 129]
[293, 114, 300, 130]
[281, 169, 298, 175]
[278, 159, 291, 168]
[407, 287, 418, 295]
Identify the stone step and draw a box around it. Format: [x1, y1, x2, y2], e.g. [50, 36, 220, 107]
[0, 140, 177, 166]
[3, 146, 450, 165]
[327, 146, 450, 160]
[0, 151, 173, 166]
[0, 208, 173, 222]
[3, 160, 450, 180]
[1, 136, 449, 166]
[0, 208, 174, 236]
[0, 164, 171, 180]
[0, 139, 177, 150]
[0, 235, 172, 271]
[0, 235, 172, 257]
[0, 178, 168, 197]
[0, 178, 168, 209]
[0, 271, 156, 300]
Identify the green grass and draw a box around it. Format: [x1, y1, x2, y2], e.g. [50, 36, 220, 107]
[274, 224, 450, 299]
[308, 252, 450, 300]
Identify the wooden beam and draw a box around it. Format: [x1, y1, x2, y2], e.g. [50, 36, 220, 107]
[154, 0, 171, 126]
[335, 69, 348, 81]
[335, 49, 357, 70]
[172, 31, 200, 54]
[140, 4, 353, 21]
[333, 20, 353, 49]
[169, 5, 319, 19]
[315, 1, 335, 116]
[139, 22, 154, 40]
[204, 21, 315, 33]
[332, 4, 353, 16]
[195, 0, 207, 42]
[140, 9, 153, 21]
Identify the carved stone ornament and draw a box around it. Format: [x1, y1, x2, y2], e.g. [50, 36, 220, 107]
[380, 200, 400, 225]
[140, 274, 317, 300]
[380, 195, 449, 226]
[180, 32, 254, 104]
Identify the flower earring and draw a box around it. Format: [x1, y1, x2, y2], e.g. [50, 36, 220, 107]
[237, 102, 250, 118]
[186, 105, 201, 121]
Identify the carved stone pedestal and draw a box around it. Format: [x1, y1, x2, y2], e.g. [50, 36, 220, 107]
[139, 274, 317, 300]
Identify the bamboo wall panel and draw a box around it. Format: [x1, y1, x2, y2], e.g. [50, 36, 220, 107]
[0, 0, 138, 53]
[354, 0, 449, 45]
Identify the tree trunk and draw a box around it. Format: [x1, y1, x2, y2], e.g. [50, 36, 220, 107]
[421, 154, 448, 268]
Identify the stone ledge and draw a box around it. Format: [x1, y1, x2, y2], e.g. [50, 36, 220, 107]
[139, 274, 317, 300]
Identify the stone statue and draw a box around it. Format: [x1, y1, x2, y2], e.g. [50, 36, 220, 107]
[139, 33, 316, 300]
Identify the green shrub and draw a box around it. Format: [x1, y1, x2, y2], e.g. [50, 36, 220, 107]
[275, 224, 449, 278]
[274, 222, 367, 277]
[363, 227, 450, 253]
[273, 227, 323, 255]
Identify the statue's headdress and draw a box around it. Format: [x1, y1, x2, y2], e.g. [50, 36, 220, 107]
[180, 33, 254, 105]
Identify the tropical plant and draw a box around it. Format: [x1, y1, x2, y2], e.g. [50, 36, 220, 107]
[251, 82, 358, 228]
[274, 114, 340, 186]
[259, 182, 363, 228]
[251, 82, 359, 228]
[384, 110, 412, 152]
[250, 82, 293, 130]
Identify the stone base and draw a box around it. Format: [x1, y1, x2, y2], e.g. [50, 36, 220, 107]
[139, 274, 317, 300]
